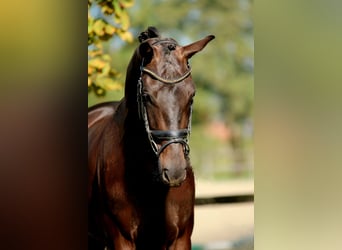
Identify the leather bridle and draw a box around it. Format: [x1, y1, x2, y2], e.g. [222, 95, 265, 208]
[137, 60, 193, 158]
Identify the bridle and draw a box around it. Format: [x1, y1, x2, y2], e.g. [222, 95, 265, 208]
[137, 59, 193, 158]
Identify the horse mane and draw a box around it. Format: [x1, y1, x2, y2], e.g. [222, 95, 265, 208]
[124, 27, 161, 111]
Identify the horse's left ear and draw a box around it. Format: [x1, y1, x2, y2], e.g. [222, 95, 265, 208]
[183, 35, 215, 59]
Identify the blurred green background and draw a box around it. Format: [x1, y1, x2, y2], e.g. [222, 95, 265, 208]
[88, 0, 254, 180]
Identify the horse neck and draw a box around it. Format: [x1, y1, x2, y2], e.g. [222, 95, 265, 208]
[124, 51, 142, 111]
[123, 107, 156, 183]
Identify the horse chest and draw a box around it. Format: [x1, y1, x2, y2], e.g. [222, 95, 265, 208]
[108, 186, 193, 246]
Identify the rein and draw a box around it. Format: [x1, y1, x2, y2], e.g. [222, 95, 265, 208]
[137, 60, 192, 158]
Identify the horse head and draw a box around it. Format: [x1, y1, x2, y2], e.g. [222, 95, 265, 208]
[127, 27, 215, 187]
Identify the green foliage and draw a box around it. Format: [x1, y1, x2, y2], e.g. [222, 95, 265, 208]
[88, 0, 134, 96]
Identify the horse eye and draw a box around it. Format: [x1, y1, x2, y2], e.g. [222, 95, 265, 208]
[189, 97, 194, 105]
[143, 93, 153, 104]
[189, 93, 195, 105]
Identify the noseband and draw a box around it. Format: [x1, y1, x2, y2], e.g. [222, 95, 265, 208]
[137, 60, 192, 158]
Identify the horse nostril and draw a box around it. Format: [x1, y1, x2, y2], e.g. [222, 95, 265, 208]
[162, 169, 170, 183]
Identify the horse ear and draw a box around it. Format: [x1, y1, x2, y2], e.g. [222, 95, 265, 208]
[183, 35, 215, 59]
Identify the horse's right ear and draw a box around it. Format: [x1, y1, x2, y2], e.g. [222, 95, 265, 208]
[138, 41, 153, 60]
[183, 35, 215, 59]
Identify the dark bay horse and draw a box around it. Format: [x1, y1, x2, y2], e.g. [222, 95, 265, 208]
[88, 27, 214, 250]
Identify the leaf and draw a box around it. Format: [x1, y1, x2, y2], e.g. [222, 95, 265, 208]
[119, 10, 130, 30]
[109, 69, 121, 78]
[93, 19, 106, 36]
[92, 41, 103, 50]
[88, 66, 94, 75]
[106, 81, 122, 91]
[88, 58, 107, 69]
[102, 54, 111, 61]
[95, 86, 106, 97]
[117, 29, 133, 43]
[101, 63, 111, 75]
[104, 24, 116, 35]
[88, 0, 93, 8]
[88, 48, 103, 57]
[97, 76, 122, 91]
[88, 25, 93, 35]
[120, 0, 134, 8]
[101, 4, 114, 15]
[113, 0, 123, 18]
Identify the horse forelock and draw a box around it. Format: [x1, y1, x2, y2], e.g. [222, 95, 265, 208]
[138, 26, 160, 43]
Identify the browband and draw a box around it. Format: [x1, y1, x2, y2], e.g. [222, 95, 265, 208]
[141, 67, 192, 84]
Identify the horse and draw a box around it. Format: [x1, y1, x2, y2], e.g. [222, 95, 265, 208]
[88, 27, 214, 250]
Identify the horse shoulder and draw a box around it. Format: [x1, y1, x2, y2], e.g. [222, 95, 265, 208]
[88, 101, 124, 201]
[88, 101, 121, 128]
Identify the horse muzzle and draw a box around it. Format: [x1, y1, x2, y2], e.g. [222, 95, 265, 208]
[153, 134, 189, 187]
[161, 167, 187, 187]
